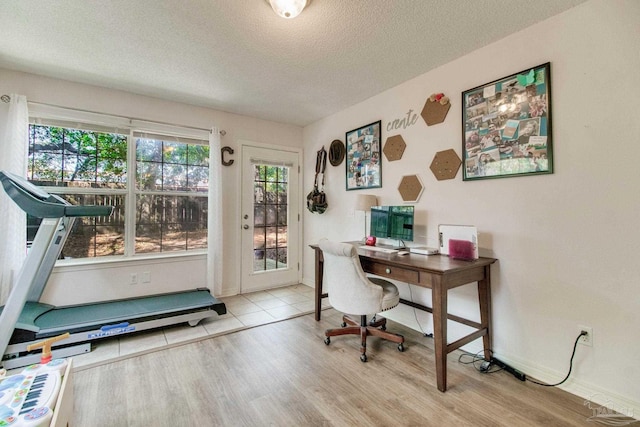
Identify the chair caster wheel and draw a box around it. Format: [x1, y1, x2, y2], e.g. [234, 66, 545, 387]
[398, 343, 405, 352]
[324, 337, 330, 345]
[341, 322, 347, 327]
[360, 354, 367, 362]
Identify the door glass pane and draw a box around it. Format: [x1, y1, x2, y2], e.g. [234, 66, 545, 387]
[252, 164, 289, 272]
[254, 205, 265, 227]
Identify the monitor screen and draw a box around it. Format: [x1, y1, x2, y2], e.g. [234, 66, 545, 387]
[370, 205, 414, 242]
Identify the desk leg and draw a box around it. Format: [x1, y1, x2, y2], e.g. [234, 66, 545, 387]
[478, 265, 492, 358]
[314, 248, 323, 321]
[432, 276, 448, 392]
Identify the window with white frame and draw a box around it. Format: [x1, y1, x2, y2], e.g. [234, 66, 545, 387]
[27, 109, 210, 260]
[133, 132, 209, 254]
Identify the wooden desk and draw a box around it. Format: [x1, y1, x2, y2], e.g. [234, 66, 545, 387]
[311, 243, 497, 392]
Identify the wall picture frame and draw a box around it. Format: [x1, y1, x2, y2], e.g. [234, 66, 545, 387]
[462, 62, 552, 181]
[345, 120, 382, 190]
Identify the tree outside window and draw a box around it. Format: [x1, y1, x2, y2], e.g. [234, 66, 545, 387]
[27, 124, 209, 259]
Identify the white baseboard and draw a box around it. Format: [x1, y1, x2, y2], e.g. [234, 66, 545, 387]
[496, 351, 638, 422]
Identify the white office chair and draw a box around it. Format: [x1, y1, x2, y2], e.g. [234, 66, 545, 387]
[319, 239, 405, 362]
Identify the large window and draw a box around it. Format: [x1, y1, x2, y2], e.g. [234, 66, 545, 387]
[28, 125, 127, 258]
[27, 119, 209, 260]
[134, 135, 209, 253]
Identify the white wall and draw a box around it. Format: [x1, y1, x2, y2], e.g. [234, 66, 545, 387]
[302, 0, 639, 414]
[0, 69, 303, 301]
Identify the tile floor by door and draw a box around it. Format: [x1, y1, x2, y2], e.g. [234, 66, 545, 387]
[65, 284, 329, 370]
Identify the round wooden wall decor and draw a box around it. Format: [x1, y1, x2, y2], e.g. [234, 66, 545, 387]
[329, 139, 345, 166]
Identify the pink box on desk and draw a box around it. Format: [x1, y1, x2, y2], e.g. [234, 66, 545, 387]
[448, 239, 476, 260]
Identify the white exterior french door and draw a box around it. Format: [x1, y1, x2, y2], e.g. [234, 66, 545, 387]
[240, 145, 301, 292]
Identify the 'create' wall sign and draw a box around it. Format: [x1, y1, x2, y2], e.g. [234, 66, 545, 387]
[387, 109, 419, 132]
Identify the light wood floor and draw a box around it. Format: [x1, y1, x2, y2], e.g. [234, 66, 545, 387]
[73, 308, 595, 426]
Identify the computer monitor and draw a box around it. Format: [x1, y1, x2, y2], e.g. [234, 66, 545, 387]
[370, 205, 414, 242]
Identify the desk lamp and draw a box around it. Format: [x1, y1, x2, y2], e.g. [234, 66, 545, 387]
[355, 194, 377, 242]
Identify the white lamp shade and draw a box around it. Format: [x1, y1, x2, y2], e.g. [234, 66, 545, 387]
[355, 194, 377, 211]
[268, 0, 308, 19]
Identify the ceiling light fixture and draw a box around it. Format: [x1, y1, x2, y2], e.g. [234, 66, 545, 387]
[267, 0, 308, 19]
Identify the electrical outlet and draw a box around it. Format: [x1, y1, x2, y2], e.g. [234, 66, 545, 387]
[141, 271, 150, 283]
[130, 273, 138, 285]
[578, 325, 593, 346]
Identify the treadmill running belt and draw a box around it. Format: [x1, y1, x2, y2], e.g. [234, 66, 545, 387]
[35, 290, 221, 332]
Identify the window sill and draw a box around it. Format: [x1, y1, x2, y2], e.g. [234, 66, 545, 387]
[53, 250, 207, 272]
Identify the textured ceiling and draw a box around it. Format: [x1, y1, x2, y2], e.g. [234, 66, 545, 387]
[0, 0, 586, 126]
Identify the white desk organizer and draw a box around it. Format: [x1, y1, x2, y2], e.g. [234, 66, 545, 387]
[438, 224, 478, 259]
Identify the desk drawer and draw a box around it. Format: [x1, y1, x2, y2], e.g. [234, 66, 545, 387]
[361, 260, 419, 284]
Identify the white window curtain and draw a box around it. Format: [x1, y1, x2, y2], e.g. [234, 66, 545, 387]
[207, 128, 223, 295]
[0, 94, 29, 305]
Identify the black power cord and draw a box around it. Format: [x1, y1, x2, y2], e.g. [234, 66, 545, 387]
[407, 283, 432, 338]
[458, 349, 504, 374]
[491, 357, 526, 381]
[460, 330, 588, 386]
[526, 330, 587, 387]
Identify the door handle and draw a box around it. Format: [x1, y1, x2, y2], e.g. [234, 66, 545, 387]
[243, 224, 249, 230]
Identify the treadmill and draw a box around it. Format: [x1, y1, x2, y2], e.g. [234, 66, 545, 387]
[0, 171, 226, 369]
